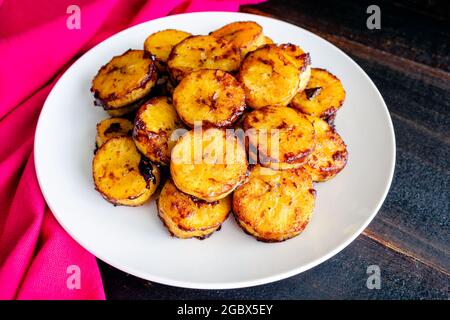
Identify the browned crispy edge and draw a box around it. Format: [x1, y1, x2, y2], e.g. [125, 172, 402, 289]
[173, 70, 247, 128]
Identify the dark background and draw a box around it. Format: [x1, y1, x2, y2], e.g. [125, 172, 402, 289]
[99, 0, 450, 299]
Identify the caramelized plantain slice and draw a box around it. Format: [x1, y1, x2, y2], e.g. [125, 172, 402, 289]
[144, 29, 191, 72]
[158, 179, 231, 239]
[233, 165, 315, 242]
[92, 136, 160, 206]
[91, 50, 157, 110]
[96, 118, 133, 147]
[210, 21, 265, 57]
[133, 96, 183, 165]
[291, 68, 346, 122]
[170, 128, 248, 201]
[173, 69, 246, 128]
[304, 116, 348, 182]
[238, 44, 300, 108]
[167, 35, 241, 83]
[244, 106, 315, 170]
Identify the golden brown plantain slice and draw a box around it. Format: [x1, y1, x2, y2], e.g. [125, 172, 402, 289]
[143, 29, 191, 71]
[170, 128, 248, 201]
[304, 116, 348, 182]
[158, 179, 231, 239]
[96, 118, 133, 147]
[278, 43, 311, 92]
[167, 35, 241, 83]
[91, 50, 157, 110]
[133, 96, 183, 165]
[291, 68, 346, 122]
[233, 165, 315, 242]
[210, 21, 265, 57]
[244, 106, 315, 170]
[238, 44, 300, 109]
[173, 69, 246, 128]
[93, 136, 160, 206]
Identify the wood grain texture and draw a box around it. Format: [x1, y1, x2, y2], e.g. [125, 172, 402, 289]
[242, 0, 450, 72]
[101, 0, 450, 299]
[99, 235, 449, 299]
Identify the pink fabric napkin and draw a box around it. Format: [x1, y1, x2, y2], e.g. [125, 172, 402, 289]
[0, 0, 263, 300]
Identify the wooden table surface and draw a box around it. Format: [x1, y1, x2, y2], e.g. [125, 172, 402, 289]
[99, 0, 450, 299]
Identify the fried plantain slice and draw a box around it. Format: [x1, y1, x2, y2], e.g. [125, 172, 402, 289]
[304, 116, 348, 182]
[143, 29, 191, 71]
[173, 69, 246, 128]
[238, 44, 300, 109]
[96, 118, 133, 147]
[291, 68, 346, 122]
[210, 21, 265, 57]
[91, 49, 157, 110]
[158, 179, 231, 239]
[233, 165, 315, 242]
[93, 137, 160, 206]
[244, 106, 315, 170]
[278, 43, 311, 92]
[170, 128, 248, 201]
[167, 35, 241, 83]
[133, 96, 183, 165]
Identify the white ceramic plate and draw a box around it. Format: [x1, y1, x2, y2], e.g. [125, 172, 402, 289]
[35, 12, 395, 289]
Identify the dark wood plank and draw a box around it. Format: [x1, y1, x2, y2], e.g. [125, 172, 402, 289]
[392, 0, 450, 21]
[348, 56, 450, 138]
[99, 235, 450, 299]
[242, 0, 450, 276]
[350, 54, 450, 276]
[242, 0, 450, 72]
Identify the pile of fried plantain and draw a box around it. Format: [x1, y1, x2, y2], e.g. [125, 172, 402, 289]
[89, 21, 348, 242]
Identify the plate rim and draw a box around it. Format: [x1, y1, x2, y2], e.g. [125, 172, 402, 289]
[34, 11, 396, 289]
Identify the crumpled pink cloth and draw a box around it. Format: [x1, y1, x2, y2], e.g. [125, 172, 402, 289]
[0, 0, 263, 300]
